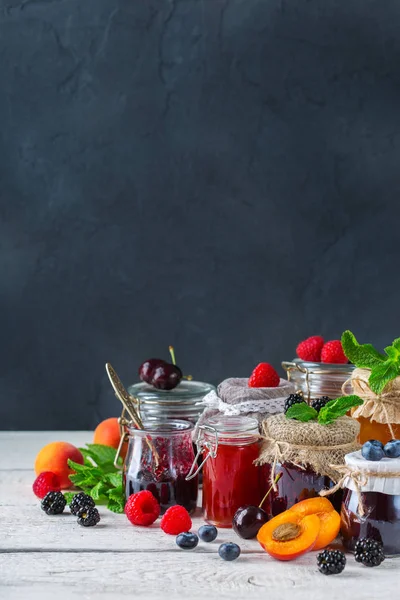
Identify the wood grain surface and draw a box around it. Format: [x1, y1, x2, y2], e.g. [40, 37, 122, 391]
[0, 432, 398, 600]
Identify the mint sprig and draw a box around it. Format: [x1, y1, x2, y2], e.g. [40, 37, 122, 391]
[318, 395, 363, 425]
[285, 403, 318, 422]
[285, 395, 362, 425]
[67, 444, 125, 513]
[342, 330, 400, 394]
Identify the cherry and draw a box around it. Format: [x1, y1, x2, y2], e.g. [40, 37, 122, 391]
[151, 363, 182, 390]
[232, 473, 282, 539]
[232, 505, 269, 539]
[138, 347, 183, 390]
[139, 359, 167, 383]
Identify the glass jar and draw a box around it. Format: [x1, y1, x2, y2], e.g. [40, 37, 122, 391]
[194, 415, 262, 528]
[340, 451, 400, 556]
[124, 420, 198, 514]
[353, 417, 400, 446]
[128, 380, 216, 424]
[282, 359, 354, 401]
[262, 462, 342, 518]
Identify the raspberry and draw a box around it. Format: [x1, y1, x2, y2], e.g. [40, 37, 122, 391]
[32, 472, 61, 499]
[160, 505, 192, 535]
[125, 491, 160, 526]
[321, 340, 348, 364]
[296, 336, 324, 362]
[248, 363, 280, 388]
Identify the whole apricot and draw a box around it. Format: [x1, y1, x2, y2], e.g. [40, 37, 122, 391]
[34, 442, 84, 489]
[93, 417, 127, 459]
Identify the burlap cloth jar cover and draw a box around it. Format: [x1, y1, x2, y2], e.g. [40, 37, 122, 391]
[257, 413, 360, 485]
[345, 367, 400, 435]
[196, 377, 296, 431]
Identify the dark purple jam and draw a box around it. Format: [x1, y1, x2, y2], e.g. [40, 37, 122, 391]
[124, 427, 198, 515]
[261, 462, 342, 517]
[341, 487, 400, 556]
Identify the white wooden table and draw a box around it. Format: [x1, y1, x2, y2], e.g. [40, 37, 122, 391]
[0, 431, 398, 600]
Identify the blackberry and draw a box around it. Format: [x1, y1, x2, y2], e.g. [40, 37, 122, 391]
[70, 492, 95, 516]
[311, 396, 331, 412]
[354, 538, 385, 567]
[317, 549, 346, 575]
[284, 393, 305, 414]
[77, 506, 101, 527]
[41, 491, 66, 515]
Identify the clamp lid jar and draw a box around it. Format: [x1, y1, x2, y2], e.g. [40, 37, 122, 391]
[189, 415, 262, 528]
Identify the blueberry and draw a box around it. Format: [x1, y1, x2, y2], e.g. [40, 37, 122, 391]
[361, 440, 385, 462]
[218, 542, 241, 561]
[198, 524, 218, 543]
[176, 532, 199, 550]
[384, 439, 400, 458]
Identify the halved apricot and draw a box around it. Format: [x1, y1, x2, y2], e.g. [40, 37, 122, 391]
[288, 497, 340, 550]
[257, 512, 320, 561]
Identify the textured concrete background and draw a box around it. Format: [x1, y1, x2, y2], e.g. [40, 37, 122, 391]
[1, 0, 400, 429]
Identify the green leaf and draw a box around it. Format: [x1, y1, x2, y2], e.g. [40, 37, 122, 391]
[318, 395, 363, 425]
[392, 338, 400, 352]
[90, 481, 109, 501]
[341, 331, 385, 368]
[63, 492, 76, 504]
[103, 472, 123, 488]
[80, 444, 118, 468]
[107, 493, 125, 514]
[368, 361, 399, 394]
[285, 403, 318, 422]
[384, 346, 399, 361]
[107, 485, 124, 501]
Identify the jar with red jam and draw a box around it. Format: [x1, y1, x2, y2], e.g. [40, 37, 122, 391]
[124, 420, 198, 514]
[190, 415, 262, 528]
[340, 451, 400, 556]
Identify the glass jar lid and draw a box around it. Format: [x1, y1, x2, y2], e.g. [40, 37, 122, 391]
[204, 415, 259, 437]
[128, 419, 194, 437]
[129, 380, 215, 402]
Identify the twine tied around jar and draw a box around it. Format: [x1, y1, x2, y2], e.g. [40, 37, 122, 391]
[256, 414, 361, 490]
[320, 464, 400, 517]
[342, 368, 400, 438]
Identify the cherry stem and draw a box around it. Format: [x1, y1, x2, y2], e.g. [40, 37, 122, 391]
[258, 473, 282, 509]
[169, 346, 176, 365]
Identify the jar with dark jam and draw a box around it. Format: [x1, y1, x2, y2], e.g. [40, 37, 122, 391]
[191, 416, 262, 528]
[340, 451, 400, 556]
[262, 462, 342, 518]
[124, 420, 198, 514]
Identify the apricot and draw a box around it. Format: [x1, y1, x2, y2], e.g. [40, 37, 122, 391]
[257, 511, 320, 561]
[34, 442, 84, 489]
[288, 497, 340, 550]
[93, 417, 127, 459]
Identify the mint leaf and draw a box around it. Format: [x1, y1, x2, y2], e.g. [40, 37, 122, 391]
[341, 331, 385, 368]
[103, 472, 123, 488]
[63, 492, 76, 504]
[368, 361, 399, 394]
[392, 338, 400, 352]
[107, 491, 125, 514]
[384, 346, 399, 361]
[285, 403, 318, 422]
[90, 480, 109, 501]
[79, 444, 118, 468]
[318, 395, 363, 425]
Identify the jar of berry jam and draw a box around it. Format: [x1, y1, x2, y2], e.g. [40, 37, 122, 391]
[188, 415, 262, 528]
[340, 450, 400, 556]
[124, 419, 198, 514]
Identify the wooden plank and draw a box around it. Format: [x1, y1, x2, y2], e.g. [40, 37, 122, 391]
[0, 551, 397, 600]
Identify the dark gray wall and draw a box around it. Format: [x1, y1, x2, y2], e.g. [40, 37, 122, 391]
[1, 0, 400, 430]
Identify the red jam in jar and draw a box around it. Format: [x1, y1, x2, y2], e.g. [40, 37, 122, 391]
[262, 462, 342, 517]
[340, 451, 400, 556]
[199, 416, 262, 528]
[124, 420, 198, 515]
